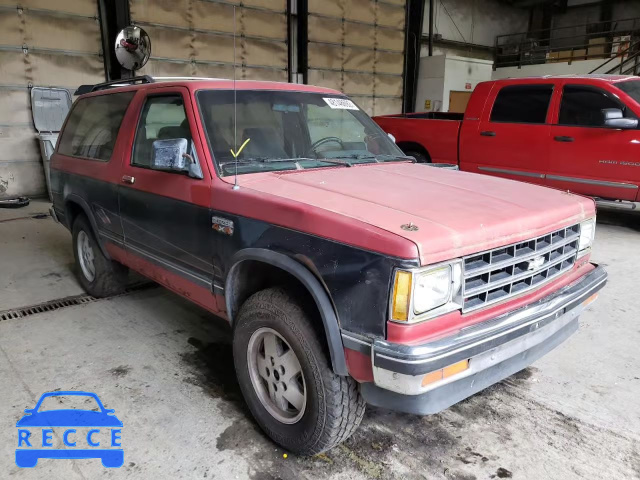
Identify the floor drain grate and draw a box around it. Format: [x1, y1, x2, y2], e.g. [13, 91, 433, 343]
[0, 282, 156, 322]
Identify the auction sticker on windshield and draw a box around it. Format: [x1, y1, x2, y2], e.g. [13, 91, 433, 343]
[323, 98, 358, 110]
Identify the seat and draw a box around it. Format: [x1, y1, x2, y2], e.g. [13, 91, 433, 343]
[241, 127, 287, 159]
[157, 119, 191, 141]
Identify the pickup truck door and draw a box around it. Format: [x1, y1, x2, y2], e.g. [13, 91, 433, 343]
[546, 83, 640, 201]
[461, 83, 553, 186]
[117, 86, 220, 312]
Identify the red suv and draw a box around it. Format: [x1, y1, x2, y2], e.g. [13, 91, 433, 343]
[50, 76, 607, 455]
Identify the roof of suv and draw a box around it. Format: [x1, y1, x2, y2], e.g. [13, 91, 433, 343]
[76, 76, 343, 97]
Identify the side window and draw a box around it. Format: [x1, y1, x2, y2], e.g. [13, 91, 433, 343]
[57, 92, 134, 161]
[490, 85, 553, 124]
[559, 85, 633, 127]
[132, 95, 192, 168]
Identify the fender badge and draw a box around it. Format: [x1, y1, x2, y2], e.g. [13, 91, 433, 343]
[212, 216, 234, 236]
[401, 222, 419, 232]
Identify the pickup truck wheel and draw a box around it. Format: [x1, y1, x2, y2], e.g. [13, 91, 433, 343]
[405, 150, 430, 163]
[233, 287, 365, 455]
[72, 215, 127, 297]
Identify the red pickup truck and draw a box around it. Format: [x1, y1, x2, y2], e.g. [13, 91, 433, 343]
[374, 75, 640, 207]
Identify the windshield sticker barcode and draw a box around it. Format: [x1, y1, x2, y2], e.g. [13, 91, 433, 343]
[323, 98, 359, 110]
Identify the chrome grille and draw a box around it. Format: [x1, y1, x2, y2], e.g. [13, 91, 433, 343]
[462, 223, 580, 312]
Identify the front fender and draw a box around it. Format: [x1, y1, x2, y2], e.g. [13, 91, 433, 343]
[225, 248, 348, 376]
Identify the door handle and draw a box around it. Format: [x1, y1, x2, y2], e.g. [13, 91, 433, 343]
[121, 175, 135, 184]
[554, 136, 574, 142]
[480, 131, 496, 137]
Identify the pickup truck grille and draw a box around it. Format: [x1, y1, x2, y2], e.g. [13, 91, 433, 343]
[462, 224, 580, 312]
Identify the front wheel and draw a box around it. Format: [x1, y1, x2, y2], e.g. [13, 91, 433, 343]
[233, 287, 365, 455]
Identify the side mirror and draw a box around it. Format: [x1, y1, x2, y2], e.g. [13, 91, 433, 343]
[602, 108, 638, 129]
[151, 138, 203, 179]
[387, 133, 396, 143]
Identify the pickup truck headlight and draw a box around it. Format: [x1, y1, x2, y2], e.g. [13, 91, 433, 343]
[578, 218, 596, 256]
[391, 261, 463, 323]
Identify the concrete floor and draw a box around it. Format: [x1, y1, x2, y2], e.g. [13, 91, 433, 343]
[1, 200, 639, 480]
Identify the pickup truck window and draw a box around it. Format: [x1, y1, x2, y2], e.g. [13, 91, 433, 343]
[559, 85, 634, 127]
[57, 92, 134, 161]
[490, 85, 553, 124]
[132, 95, 192, 168]
[614, 79, 640, 105]
[196, 89, 405, 176]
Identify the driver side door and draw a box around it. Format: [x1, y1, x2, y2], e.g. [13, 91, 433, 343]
[118, 87, 219, 312]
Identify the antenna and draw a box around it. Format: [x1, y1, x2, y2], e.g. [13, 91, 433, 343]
[232, 6, 239, 190]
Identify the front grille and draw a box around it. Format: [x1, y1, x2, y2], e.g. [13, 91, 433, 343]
[462, 223, 580, 312]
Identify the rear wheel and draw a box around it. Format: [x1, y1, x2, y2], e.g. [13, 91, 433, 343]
[233, 287, 365, 455]
[72, 215, 128, 297]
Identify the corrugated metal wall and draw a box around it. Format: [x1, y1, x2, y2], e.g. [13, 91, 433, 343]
[308, 0, 405, 115]
[0, 0, 104, 198]
[129, 0, 289, 81]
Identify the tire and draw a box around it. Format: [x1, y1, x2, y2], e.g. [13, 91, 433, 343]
[72, 214, 128, 297]
[405, 150, 430, 163]
[233, 287, 365, 455]
[0, 196, 29, 208]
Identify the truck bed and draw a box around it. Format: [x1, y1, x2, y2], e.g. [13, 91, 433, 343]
[373, 113, 461, 164]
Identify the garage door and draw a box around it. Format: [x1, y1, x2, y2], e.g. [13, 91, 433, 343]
[0, 0, 105, 198]
[307, 0, 405, 116]
[130, 0, 288, 81]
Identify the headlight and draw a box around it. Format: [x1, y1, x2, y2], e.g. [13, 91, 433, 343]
[391, 261, 463, 323]
[414, 266, 452, 314]
[578, 218, 596, 255]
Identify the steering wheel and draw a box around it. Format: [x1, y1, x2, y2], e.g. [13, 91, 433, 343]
[306, 136, 344, 157]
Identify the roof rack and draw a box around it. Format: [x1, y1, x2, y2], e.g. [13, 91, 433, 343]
[74, 75, 155, 96]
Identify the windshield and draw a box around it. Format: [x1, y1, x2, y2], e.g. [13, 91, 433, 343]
[196, 89, 408, 176]
[615, 79, 640, 105]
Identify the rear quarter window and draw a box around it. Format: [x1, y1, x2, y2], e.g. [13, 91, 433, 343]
[57, 92, 135, 161]
[490, 84, 554, 124]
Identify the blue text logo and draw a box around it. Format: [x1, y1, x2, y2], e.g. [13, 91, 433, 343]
[16, 391, 123, 468]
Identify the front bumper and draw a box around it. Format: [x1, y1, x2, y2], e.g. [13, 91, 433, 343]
[342, 264, 607, 415]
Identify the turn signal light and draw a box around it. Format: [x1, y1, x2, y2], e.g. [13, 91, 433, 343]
[582, 293, 599, 307]
[421, 359, 470, 387]
[391, 271, 412, 321]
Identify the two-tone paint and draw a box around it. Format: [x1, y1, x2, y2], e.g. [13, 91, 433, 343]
[51, 78, 599, 389]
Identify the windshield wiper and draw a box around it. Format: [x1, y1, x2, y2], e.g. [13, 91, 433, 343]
[374, 154, 417, 163]
[245, 156, 354, 168]
[220, 157, 303, 167]
[332, 153, 376, 161]
[220, 156, 353, 169]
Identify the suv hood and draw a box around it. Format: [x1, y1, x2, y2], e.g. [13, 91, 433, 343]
[239, 163, 594, 265]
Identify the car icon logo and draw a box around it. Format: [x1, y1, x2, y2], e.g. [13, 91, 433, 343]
[15, 391, 123, 468]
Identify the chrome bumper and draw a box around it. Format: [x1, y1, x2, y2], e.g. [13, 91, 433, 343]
[343, 265, 607, 413]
